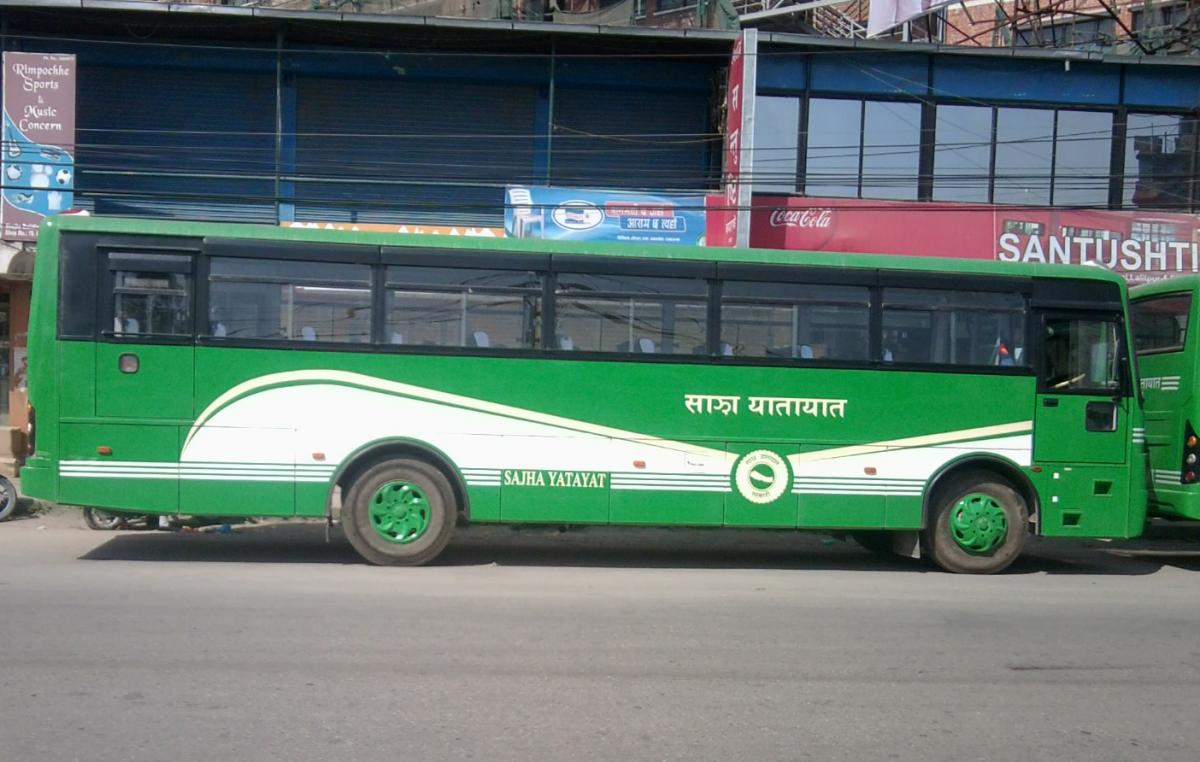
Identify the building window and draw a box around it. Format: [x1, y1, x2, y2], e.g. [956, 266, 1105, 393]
[752, 96, 800, 193]
[1014, 18, 1116, 49]
[993, 107, 1054, 206]
[933, 105, 992, 203]
[1124, 113, 1197, 210]
[1053, 110, 1114, 207]
[655, 0, 698, 12]
[805, 98, 861, 198]
[804, 98, 920, 200]
[862, 101, 921, 201]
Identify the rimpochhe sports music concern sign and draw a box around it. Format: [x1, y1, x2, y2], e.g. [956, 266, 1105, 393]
[2, 52, 75, 241]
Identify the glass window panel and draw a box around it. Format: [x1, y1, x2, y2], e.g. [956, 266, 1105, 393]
[1131, 294, 1191, 354]
[113, 270, 191, 336]
[882, 288, 1027, 367]
[933, 105, 992, 203]
[555, 272, 706, 297]
[1054, 111, 1114, 207]
[555, 297, 706, 355]
[210, 258, 370, 286]
[386, 266, 540, 291]
[1015, 18, 1115, 49]
[1043, 317, 1121, 392]
[208, 258, 371, 342]
[384, 290, 541, 349]
[719, 281, 869, 360]
[752, 96, 800, 193]
[994, 107, 1054, 206]
[861, 101, 921, 200]
[805, 98, 861, 198]
[1124, 113, 1197, 210]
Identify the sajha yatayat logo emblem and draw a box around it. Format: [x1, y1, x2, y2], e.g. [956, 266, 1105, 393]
[733, 450, 791, 504]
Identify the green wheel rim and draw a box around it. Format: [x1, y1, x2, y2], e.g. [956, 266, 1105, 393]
[368, 481, 431, 544]
[949, 492, 1009, 555]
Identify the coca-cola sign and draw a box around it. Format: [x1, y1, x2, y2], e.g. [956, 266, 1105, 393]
[768, 208, 833, 229]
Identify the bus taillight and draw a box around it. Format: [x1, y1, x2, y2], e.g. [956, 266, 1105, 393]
[1183, 423, 1200, 484]
[25, 404, 35, 457]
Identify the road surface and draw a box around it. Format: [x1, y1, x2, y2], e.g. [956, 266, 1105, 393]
[2, 509, 1199, 761]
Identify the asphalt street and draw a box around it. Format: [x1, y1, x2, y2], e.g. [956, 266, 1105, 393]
[2, 509, 1200, 761]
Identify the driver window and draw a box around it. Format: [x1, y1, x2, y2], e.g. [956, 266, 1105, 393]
[1043, 317, 1121, 393]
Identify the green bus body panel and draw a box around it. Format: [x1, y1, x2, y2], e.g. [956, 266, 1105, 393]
[1131, 276, 1200, 520]
[1033, 395, 1130, 464]
[96, 343, 195, 420]
[59, 342, 95, 418]
[21, 217, 1147, 540]
[58, 422, 180, 512]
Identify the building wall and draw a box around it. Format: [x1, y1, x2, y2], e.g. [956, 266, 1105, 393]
[940, 1, 1191, 52]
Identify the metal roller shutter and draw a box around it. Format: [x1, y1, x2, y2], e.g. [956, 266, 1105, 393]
[75, 66, 277, 223]
[549, 87, 712, 191]
[295, 77, 538, 227]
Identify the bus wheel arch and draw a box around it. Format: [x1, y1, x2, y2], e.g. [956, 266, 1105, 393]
[331, 439, 470, 525]
[923, 456, 1038, 530]
[921, 457, 1036, 574]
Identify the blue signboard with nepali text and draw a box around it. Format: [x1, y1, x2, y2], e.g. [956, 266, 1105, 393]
[504, 185, 707, 246]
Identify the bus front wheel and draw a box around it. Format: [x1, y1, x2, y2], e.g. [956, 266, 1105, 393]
[341, 458, 457, 566]
[923, 473, 1028, 574]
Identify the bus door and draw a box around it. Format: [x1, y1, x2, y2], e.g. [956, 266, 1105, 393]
[1034, 312, 1131, 534]
[74, 250, 197, 513]
[97, 251, 196, 421]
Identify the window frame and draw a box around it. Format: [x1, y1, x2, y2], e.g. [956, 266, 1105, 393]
[1131, 291, 1193, 356]
[99, 248, 199, 345]
[60, 234, 1098, 380]
[1037, 311, 1129, 396]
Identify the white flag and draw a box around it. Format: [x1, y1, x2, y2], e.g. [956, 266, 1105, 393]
[867, 0, 957, 38]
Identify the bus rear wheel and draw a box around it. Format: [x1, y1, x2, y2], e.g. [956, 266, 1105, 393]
[341, 458, 457, 566]
[923, 473, 1028, 574]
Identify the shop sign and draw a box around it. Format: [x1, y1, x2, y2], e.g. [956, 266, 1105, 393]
[722, 194, 1200, 284]
[710, 29, 758, 248]
[505, 185, 706, 246]
[1, 52, 75, 241]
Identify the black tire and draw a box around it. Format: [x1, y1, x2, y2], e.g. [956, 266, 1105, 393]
[340, 458, 457, 566]
[0, 475, 16, 521]
[83, 506, 126, 531]
[923, 472, 1028, 574]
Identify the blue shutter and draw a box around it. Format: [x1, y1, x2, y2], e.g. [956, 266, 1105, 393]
[76, 66, 277, 223]
[549, 86, 712, 191]
[295, 77, 538, 227]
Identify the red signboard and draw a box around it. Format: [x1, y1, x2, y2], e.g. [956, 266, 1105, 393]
[713, 30, 757, 249]
[706, 194, 1200, 284]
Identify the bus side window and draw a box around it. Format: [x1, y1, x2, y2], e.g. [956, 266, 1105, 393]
[109, 254, 193, 338]
[1131, 294, 1191, 354]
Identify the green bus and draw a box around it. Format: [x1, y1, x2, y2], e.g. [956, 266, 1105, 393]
[1131, 276, 1200, 520]
[21, 216, 1148, 573]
